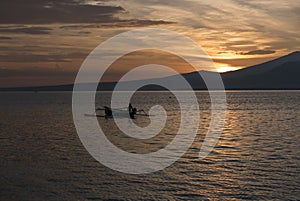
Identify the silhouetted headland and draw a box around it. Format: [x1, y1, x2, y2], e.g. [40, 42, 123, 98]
[1, 51, 299, 91]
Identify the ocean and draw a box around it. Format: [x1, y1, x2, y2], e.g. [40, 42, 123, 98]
[0, 91, 299, 200]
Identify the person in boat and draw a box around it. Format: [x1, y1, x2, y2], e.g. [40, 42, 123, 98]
[104, 106, 112, 118]
[128, 103, 137, 119]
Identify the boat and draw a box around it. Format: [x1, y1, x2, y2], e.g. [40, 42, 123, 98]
[84, 106, 151, 119]
[84, 114, 111, 118]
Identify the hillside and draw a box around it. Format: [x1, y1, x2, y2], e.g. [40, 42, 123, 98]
[1, 51, 299, 91]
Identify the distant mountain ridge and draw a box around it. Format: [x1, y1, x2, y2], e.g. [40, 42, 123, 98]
[1, 51, 299, 91]
[221, 51, 300, 89]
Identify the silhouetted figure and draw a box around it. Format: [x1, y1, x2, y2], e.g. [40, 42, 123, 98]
[128, 103, 137, 119]
[104, 106, 112, 118]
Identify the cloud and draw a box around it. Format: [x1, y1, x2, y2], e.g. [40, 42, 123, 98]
[0, 27, 52, 35]
[0, 0, 299, 88]
[117, 0, 300, 53]
[241, 50, 276, 55]
[78, 31, 91, 35]
[0, 36, 12, 40]
[0, 52, 88, 62]
[59, 20, 173, 30]
[213, 56, 277, 67]
[116, 0, 214, 29]
[0, 0, 124, 24]
[0, 0, 173, 26]
[0, 67, 76, 78]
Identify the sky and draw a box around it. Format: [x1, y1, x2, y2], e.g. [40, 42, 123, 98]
[0, 0, 299, 87]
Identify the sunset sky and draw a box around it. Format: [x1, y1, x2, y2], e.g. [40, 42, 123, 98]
[0, 0, 299, 87]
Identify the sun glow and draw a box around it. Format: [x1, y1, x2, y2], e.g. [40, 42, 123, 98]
[212, 54, 246, 73]
[217, 66, 240, 73]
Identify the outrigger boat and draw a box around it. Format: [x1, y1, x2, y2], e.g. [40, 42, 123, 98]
[84, 104, 150, 119]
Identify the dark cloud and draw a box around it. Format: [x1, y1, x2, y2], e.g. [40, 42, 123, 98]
[124, 19, 174, 27]
[0, 0, 173, 27]
[78, 31, 91, 35]
[59, 24, 101, 29]
[0, 27, 52, 35]
[0, 52, 88, 62]
[0, 54, 68, 63]
[241, 50, 276, 55]
[59, 19, 173, 30]
[0, 36, 12, 40]
[0, 67, 75, 78]
[0, 25, 26, 29]
[0, 0, 125, 24]
[0, 45, 90, 55]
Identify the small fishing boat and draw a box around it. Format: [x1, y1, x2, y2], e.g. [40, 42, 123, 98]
[84, 105, 150, 119]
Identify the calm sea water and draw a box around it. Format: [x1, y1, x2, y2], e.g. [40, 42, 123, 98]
[0, 91, 299, 200]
